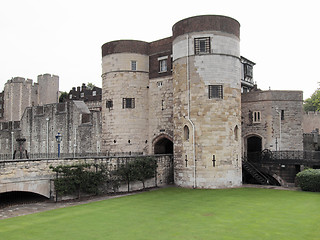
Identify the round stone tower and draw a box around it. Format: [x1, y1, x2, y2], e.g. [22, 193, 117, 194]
[172, 15, 242, 188]
[101, 40, 149, 154]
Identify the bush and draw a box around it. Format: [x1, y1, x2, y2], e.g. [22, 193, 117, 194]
[296, 168, 320, 192]
[50, 164, 107, 199]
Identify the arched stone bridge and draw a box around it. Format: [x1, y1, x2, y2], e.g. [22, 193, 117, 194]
[0, 155, 173, 199]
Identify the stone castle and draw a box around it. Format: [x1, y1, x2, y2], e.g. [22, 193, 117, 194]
[0, 15, 304, 189]
[0, 74, 59, 122]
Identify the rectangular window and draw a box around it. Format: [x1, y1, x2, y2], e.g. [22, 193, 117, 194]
[195, 37, 210, 54]
[131, 60, 137, 71]
[281, 110, 285, 120]
[208, 85, 223, 99]
[253, 111, 261, 123]
[244, 64, 253, 78]
[122, 98, 135, 109]
[69, 94, 73, 99]
[159, 59, 167, 72]
[92, 91, 96, 96]
[80, 92, 84, 98]
[106, 100, 113, 109]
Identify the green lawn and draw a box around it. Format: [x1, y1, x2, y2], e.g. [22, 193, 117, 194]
[0, 187, 319, 240]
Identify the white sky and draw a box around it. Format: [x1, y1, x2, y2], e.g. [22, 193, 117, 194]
[0, 0, 319, 99]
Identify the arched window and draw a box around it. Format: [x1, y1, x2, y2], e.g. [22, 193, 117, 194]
[234, 125, 239, 141]
[184, 125, 190, 141]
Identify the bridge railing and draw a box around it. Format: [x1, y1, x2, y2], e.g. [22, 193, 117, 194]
[0, 152, 144, 161]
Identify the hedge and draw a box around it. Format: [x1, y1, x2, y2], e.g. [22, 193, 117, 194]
[296, 168, 320, 192]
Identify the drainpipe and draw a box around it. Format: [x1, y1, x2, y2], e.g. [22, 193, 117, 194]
[275, 108, 281, 151]
[73, 128, 77, 158]
[186, 34, 197, 188]
[11, 131, 14, 159]
[46, 118, 49, 158]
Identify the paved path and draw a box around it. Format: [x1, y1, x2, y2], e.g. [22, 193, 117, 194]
[0, 193, 133, 220]
[0, 185, 299, 220]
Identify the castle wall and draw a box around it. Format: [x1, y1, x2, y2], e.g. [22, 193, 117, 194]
[4, 77, 38, 122]
[148, 76, 174, 153]
[3, 74, 59, 122]
[0, 122, 21, 157]
[101, 44, 150, 153]
[37, 74, 59, 105]
[172, 15, 242, 188]
[303, 112, 320, 133]
[241, 90, 303, 153]
[19, 101, 101, 156]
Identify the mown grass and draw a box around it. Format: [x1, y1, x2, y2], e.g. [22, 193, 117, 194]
[0, 187, 319, 240]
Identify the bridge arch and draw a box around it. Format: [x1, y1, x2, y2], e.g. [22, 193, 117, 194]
[153, 134, 173, 154]
[0, 180, 51, 198]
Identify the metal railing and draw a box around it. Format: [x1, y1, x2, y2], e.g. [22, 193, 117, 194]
[247, 150, 320, 163]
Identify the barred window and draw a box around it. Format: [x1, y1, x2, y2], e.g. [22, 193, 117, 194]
[106, 100, 113, 109]
[159, 59, 167, 72]
[131, 60, 137, 71]
[123, 98, 135, 109]
[208, 85, 223, 99]
[195, 37, 210, 54]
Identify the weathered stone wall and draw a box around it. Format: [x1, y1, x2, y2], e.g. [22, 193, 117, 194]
[18, 101, 101, 156]
[172, 17, 242, 189]
[241, 90, 303, 153]
[4, 77, 37, 122]
[101, 50, 149, 154]
[3, 74, 59, 122]
[0, 122, 21, 157]
[0, 155, 173, 199]
[148, 76, 174, 153]
[303, 112, 320, 133]
[37, 74, 59, 106]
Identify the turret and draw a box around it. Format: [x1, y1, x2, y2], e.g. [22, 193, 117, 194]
[172, 15, 242, 188]
[101, 40, 150, 154]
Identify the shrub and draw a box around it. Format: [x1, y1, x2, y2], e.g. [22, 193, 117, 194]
[296, 168, 320, 192]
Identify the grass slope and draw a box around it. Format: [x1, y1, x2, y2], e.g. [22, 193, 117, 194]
[0, 187, 319, 240]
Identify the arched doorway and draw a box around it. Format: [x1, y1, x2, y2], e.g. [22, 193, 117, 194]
[247, 135, 262, 161]
[153, 135, 173, 154]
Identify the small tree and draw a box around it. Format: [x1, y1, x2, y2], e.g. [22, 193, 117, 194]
[87, 82, 96, 90]
[134, 157, 157, 189]
[59, 91, 68, 103]
[304, 88, 320, 112]
[113, 162, 136, 192]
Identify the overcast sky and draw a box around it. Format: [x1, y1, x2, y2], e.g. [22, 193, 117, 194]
[0, 0, 319, 99]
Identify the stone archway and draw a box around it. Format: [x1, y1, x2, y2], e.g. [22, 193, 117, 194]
[153, 134, 173, 154]
[246, 135, 262, 161]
